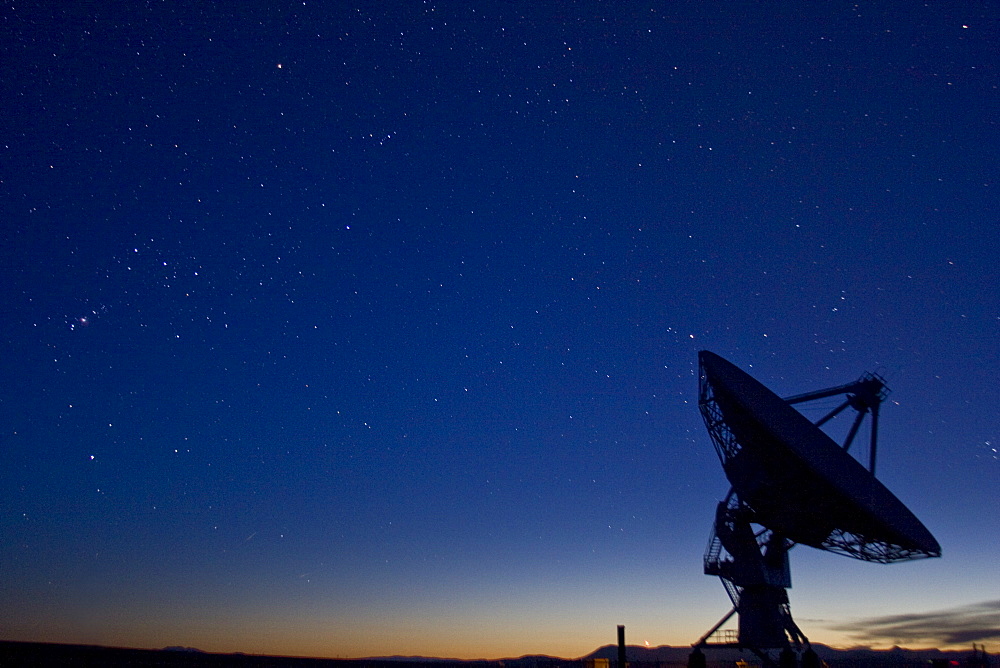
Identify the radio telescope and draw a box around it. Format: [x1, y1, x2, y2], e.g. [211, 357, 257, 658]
[690, 351, 940, 668]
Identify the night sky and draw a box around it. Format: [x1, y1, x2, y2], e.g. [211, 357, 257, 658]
[2, 0, 999, 660]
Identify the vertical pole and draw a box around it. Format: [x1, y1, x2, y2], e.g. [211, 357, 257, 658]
[618, 625, 626, 668]
[869, 403, 880, 476]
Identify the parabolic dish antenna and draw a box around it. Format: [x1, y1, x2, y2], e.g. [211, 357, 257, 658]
[689, 351, 939, 668]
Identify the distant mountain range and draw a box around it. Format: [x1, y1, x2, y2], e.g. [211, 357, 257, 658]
[0, 640, 989, 668]
[581, 643, 985, 667]
[367, 643, 988, 668]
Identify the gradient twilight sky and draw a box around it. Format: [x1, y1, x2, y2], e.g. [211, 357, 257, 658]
[2, 0, 999, 660]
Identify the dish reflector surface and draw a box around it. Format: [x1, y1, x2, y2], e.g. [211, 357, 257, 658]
[699, 351, 940, 563]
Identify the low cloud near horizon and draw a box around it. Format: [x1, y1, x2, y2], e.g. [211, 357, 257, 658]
[832, 600, 1000, 647]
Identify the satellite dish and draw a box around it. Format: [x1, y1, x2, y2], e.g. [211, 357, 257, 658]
[690, 351, 939, 667]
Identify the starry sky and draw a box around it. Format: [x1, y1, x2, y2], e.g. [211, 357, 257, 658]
[2, 0, 999, 660]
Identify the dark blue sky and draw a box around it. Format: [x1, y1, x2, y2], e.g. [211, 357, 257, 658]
[2, 0, 998, 659]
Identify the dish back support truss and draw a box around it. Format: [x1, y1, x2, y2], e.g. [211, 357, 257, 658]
[698, 364, 932, 564]
[695, 365, 898, 663]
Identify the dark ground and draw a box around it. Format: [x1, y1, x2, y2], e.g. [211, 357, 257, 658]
[0, 642, 579, 668]
[0, 641, 990, 668]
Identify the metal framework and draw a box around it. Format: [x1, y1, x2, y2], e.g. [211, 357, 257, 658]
[693, 363, 914, 665]
[699, 366, 936, 564]
[699, 369, 890, 475]
[782, 372, 889, 476]
[700, 490, 806, 653]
